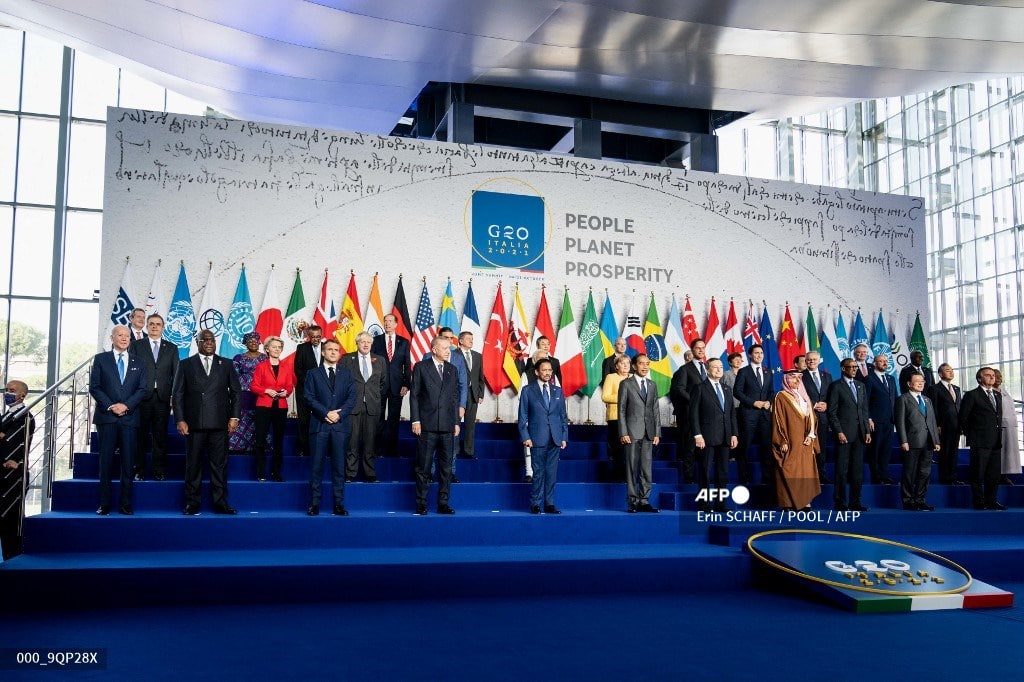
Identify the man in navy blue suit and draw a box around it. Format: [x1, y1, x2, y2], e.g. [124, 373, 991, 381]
[90, 325, 149, 515]
[690, 358, 739, 512]
[410, 335, 461, 515]
[518, 358, 568, 514]
[733, 344, 774, 486]
[303, 338, 357, 516]
[864, 354, 898, 485]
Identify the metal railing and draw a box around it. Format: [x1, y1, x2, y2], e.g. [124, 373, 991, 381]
[17, 357, 94, 522]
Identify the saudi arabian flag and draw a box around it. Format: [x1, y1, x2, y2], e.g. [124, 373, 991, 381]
[805, 305, 820, 353]
[909, 312, 931, 368]
[580, 291, 604, 396]
[643, 293, 671, 397]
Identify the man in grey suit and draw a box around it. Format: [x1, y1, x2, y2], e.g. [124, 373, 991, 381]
[456, 331, 484, 460]
[342, 331, 386, 482]
[618, 354, 661, 513]
[894, 373, 941, 511]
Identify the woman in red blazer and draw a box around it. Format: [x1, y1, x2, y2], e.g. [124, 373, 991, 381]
[250, 336, 297, 481]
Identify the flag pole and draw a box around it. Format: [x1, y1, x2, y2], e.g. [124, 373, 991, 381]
[493, 389, 502, 423]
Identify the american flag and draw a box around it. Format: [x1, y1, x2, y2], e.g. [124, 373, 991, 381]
[743, 302, 762, 350]
[410, 281, 437, 361]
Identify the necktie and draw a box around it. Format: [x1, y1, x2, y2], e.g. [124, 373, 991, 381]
[639, 378, 648, 401]
[117, 353, 126, 383]
[715, 382, 724, 410]
[756, 366, 762, 386]
[849, 380, 857, 401]
[860, 362, 867, 375]
[328, 366, 336, 390]
[361, 355, 370, 381]
[464, 351, 472, 370]
[988, 389, 997, 410]
[917, 394, 926, 415]
[948, 383, 956, 401]
[698, 362, 706, 380]
[542, 383, 550, 405]
[203, 355, 211, 376]
[812, 371, 820, 390]
[152, 340, 160, 362]
[314, 346, 321, 365]
[437, 363, 443, 380]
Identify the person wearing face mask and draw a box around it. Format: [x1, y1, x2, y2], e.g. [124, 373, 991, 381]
[0, 380, 34, 559]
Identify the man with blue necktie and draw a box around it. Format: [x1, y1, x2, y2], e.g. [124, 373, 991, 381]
[90, 325, 149, 515]
[690, 358, 739, 512]
[894, 373, 941, 511]
[619, 354, 662, 513]
[826, 360, 871, 512]
[518, 358, 568, 514]
[304, 338, 357, 516]
[865, 354, 898, 484]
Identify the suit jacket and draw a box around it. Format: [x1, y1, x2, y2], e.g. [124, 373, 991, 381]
[802, 368, 832, 406]
[733, 365, 774, 416]
[371, 333, 412, 396]
[409, 359, 460, 433]
[689, 380, 738, 447]
[958, 386, 1003, 449]
[899, 364, 936, 393]
[90, 350, 150, 426]
[617, 375, 661, 441]
[0, 404, 35, 465]
[864, 371, 897, 423]
[518, 380, 569, 446]
[524, 356, 563, 387]
[422, 349, 468, 408]
[171, 354, 242, 430]
[669, 362, 704, 417]
[927, 381, 962, 430]
[895, 392, 939, 449]
[129, 336, 179, 401]
[250, 357, 297, 408]
[293, 341, 324, 405]
[457, 348, 484, 402]
[303, 363, 357, 433]
[826, 378, 870, 439]
[341, 352, 386, 416]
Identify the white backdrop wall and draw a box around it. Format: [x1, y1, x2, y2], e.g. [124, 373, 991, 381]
[101, 108, 926, 423]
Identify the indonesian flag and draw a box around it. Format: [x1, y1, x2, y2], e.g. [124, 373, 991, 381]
[528, 286, 557, 357]
[255, 267, 283, 342]
[313, 270, 338, 339]
[704, 297, 727, 363]
[555, 288, 586, 396]
[681, 295, 700, 345]
[363, 273, 386, 336]
[482, 283, 510, 394]
[335, 272, 363, 353]
[724, 299, 745, 366]
[620, 292, 645, 357]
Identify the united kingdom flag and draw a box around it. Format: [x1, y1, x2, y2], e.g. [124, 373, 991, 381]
[743, 301, 762, 351]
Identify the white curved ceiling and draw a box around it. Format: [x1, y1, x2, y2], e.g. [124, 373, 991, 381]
[2, 0, 1024, 132]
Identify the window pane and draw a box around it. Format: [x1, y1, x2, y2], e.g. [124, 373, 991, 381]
[20, 33, 63, 116]
[0, 28, 22, 111]
[118, 70, 164, 111]
[12, 206, 53, 296]
[67, 122, 106, 209]
[0, 114, 16, 202]
[72, 50, 119, 120]
[63, 211, 101, 299]
[16, 116, 58, 205]
[59, 301, 100, 376]
[6, 298, 51, 390]
[0, 206, 11, 295]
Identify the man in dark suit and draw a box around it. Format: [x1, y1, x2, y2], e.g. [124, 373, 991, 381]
[523, 336, 563, 386]
[371, 314, 412, 457]
[669, 338, 707, 484]
[456, 330, 484, 460]
[129, 313, 178, 481]
[802, 350, 832, 484]
[90, 325, 150, 515]
[618, 354, 661, 513]
[826, 360, 871, 512]
[690, 358, 739, 512]
[410, 335, 461, 515]
[864, 354, 898, 485]
[304, 338, 357, 516]
[293, 325, 324, 457]
[958, 366, 1006, 510]
[601, 337, 628, 379]
[898, 350, 936, 393]
[927, 363, 964, 485]
[1, 379, 35, 559]
[341, 332, 386, 483]
[518, 358, 568, 514]
[852, 344, 871, 381]
[895, 373, 941, 511]
[733, 343, 774, 486]
[427, 328, 468, 481]
[172, 329, 242, 515]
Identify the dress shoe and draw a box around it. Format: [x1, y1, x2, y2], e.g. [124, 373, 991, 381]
[119, 505, 134, 515]
[153, 473, 166, 481]
[639, 503, 660, 513]
[460, 453, 478, 460]
[183, 504, 200, 516]
[451, 475, 461, 483]
[134, 473, 146, 482]
[712, 503, 727, 513]
[544, 505, 561, 515]
[972, 502, 988, 510]
[986, 502, 1008, 511]
[523, 475, 533, 483]
[415, 505, 427, 515]
[917, 503, 935, 512]
[96, 505, 110, 516]
[437, 505, 456, 515]
[1000, 476, 1016, 486]
[819, 477, 833, 485]
[307, 504, 320, 516]
[213, 504, 237, 515]
[367, 476, 379, 483]
[881, 477, 898, 485]
[333, 504, 349, 516]
[834, 503, 848, 511]
[951, 479, 967, 486]
[849, 504, 869, 512]
[627, 504, 639, 513]
[257, 476, 266, 482]
[345, 476, 355, 483]
[271, 473, 285, 482]
[530, 505, 541, 515]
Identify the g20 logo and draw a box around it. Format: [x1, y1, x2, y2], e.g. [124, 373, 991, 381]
[466, 180, 551, 273]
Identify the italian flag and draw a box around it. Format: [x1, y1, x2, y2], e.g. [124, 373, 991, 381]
[555, 289, 586, 396]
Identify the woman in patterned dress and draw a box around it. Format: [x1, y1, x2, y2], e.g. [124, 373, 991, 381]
[229, 331, 268, 452]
